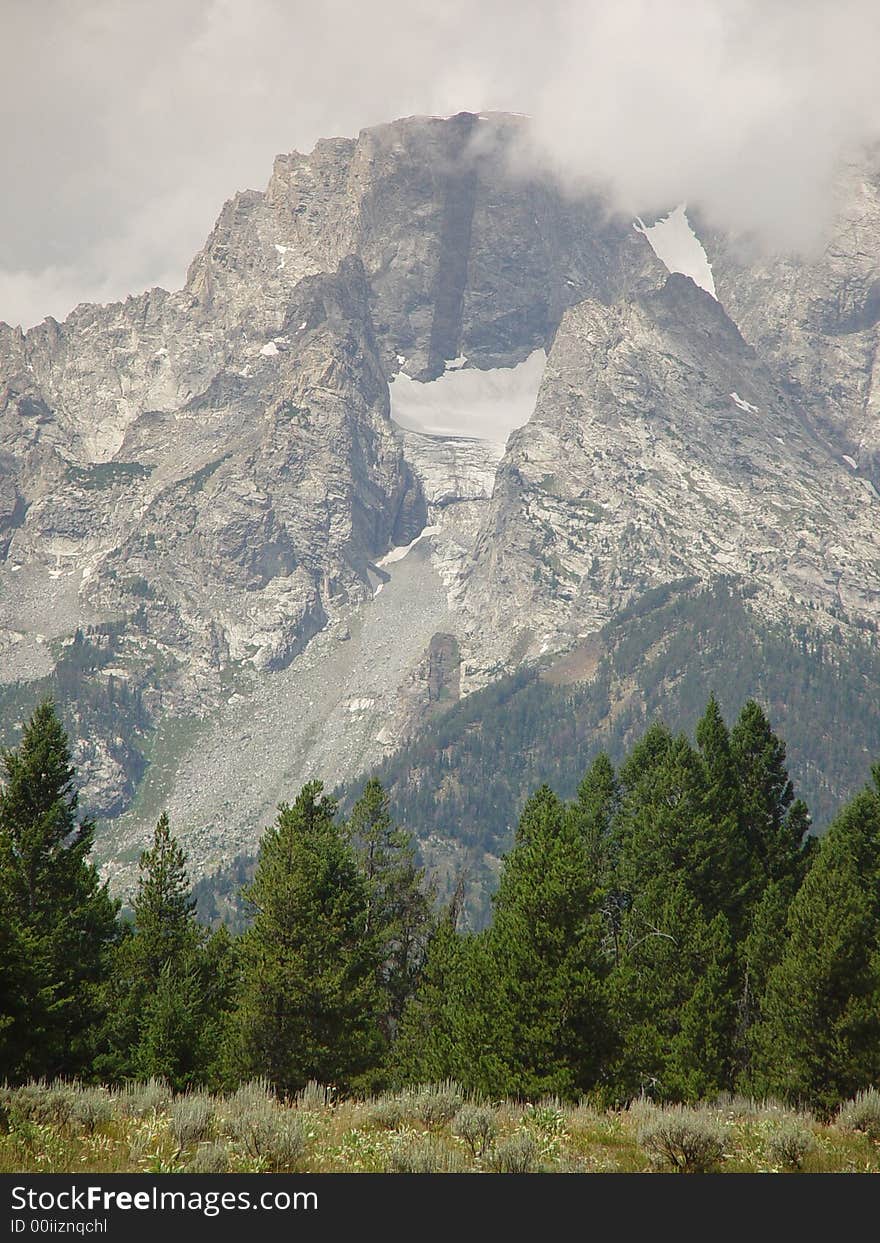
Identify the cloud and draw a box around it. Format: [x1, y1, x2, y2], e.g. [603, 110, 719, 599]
[2, 0, 879, 327]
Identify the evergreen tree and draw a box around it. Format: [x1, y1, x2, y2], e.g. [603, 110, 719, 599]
[96, 813, 231, 1089]
[346, 779, 434, 1038]
[731, 699, 812, 886]
[484, 786, 612, 1098]
[233, 782, 383, 1094]
[0, 700, 118, 1080]
[394, 912, 508, 1094]
[615, 732, 744, 926]
[617, 720, 674, 794]
[609, 877, 737, 1101]
[694, 694, 754, 935]
[608, 727, 744, 1099]
[572, 751, 619, 876]
[131, 812, 197, 974]
[749, 782, 880, 1108]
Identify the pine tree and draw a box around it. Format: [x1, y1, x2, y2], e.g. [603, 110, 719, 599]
[96, 812, 230, 1089]
[748, 783, 880, 1108]
[346, 779, 434, 1038]
[485, 786, 612, 1098]
[0, 700, 118, 1080]
[694, 694, 754, 934]
[572, 751, 619, 876]
[731, 699, 812, 887]
[131, 812, 197, 975]
[394, 912, 508, 1094]
[233, 782, 384, 1094]
[609, 878, 737, 1101]
[608, 725, 743, 1099]
[616, 732, 744, 925]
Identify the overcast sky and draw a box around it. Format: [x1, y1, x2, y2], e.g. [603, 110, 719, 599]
[3, 0, 880, 329]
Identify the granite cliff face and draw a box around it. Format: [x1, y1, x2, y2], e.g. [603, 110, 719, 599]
[1, 113, 879, 887]
[459, 270, 880, 685]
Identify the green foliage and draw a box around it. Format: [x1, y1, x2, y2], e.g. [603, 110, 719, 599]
[345, 778, 434, 1042]
[3, 686, 880, 1119]
[232, 782, 384, 1094]
[0, 700, 119, 1081]
[748, 787, 880, 1109]
[96, 813, 231, 1090]
[329, 580, 880, 927]
[484, 786, 612, 1099]
[65, 462, 152, 491]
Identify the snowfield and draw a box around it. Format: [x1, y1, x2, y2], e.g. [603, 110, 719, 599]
[635, 205, 717, 299]
[389, 350, 547, 442]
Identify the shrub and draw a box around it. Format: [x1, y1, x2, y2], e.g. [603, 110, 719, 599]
[407, 1082, 466, 1129]
[387, 1135, 467, 1173]
[837, 1088, 880, 1140]
[68, 1087, 115, 1135]
[116, 1078, 171, 1119]
[453, 1104, 497, 1158]
[294, 1081, 331, 1111]
[186, 1142, 231, 1174]
[3, 1082, 75, 1129]
[638, 1107, 727, 1173]
[524, 1102, 567, 1137]
[171, 1095, 215, 1148]
[489, 1132, 539, 1174]
[226, 1102, 309, 1171]
[228, 1078, 275, 1111]
[767, 1121, 815, 1170]
[368, 1097, 405, 1130]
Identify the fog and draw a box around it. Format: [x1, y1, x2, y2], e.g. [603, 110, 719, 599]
[2, 0, 878, 328]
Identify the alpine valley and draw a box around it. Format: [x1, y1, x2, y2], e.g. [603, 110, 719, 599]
[3, 112, 880, 919]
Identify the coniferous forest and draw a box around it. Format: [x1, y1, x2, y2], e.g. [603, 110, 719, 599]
[2, 692, 880, 1142]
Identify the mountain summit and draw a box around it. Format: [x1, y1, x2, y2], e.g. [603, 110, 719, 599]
[1, 113, 878, 890]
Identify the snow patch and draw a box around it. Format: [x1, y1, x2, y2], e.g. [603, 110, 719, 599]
[861, 479, 880, 501]
[634, 205, 717, 299]
[260, 341, 279, 357]
[445, 354, 467, 370]
[389, 349, 546, 442]
[731, 392, 759, 414]
[348, 697, 376, 713]
[843, 454, 858, 470]
[376, 525, 442, 567]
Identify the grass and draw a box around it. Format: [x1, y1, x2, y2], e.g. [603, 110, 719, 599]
[1, 1081, 879, 1174]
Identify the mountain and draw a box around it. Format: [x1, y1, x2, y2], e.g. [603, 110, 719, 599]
[1, 112, 878, 897]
